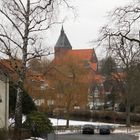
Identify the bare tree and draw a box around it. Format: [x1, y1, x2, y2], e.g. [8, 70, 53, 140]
[28, 57, 51, 73]
[47, 55, 89, 127]
[97, 0, 140, 127]
[0, 0, 73, 139]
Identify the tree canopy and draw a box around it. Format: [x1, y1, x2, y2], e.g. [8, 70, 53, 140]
[98, 0, 140, 126]
[100, 56, 117, 76]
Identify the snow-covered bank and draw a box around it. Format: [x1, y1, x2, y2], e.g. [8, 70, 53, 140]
[49, 118, 121, 127]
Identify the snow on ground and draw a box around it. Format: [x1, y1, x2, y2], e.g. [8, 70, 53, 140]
[8, 117, 140, 140]
[24, 138, 45, 140]
[49, 118, 121, 127]
[50, 118, 140, 139]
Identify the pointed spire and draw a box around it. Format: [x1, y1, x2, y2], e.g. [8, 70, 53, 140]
[61, 25, 64, 34]
[55, 26, 72, 49]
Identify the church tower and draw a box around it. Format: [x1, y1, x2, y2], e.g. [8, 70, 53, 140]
[54, 26, 72, 58]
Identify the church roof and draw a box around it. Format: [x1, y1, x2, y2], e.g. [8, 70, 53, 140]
[53, 48, 98, 71]
[55, 26, 72, 49]
[67, 49, 95, 61]
[67, 49, 97, 71]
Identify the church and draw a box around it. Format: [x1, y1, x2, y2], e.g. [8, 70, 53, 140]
[46, 26, 101, 112]
[54, 26, 98, 72]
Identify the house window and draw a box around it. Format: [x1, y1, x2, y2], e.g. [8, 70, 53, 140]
[105, 92, 111, 95]
[47, 100, 54, 106]
[34, 99, 45, 106]
[94, 88, 99, 98]
[40, 83, 48, 91]
[83, 60, 90, 68]
[57, 94, 63, 98]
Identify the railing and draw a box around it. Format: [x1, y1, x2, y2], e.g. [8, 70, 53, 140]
[54, 125, 140, 134]
[54, 125, 82, 133]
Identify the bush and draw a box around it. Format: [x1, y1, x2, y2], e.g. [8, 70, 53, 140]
[134, 106, 140, 113]
[23, 111, 53, 137]
[70, 110, 91, 121]
[9, 83, 37, 116]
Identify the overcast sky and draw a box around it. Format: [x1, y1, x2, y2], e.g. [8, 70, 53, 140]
[46, 0, 132, 58]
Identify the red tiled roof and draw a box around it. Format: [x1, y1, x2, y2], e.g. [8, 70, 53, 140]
[0, 59, 15, 72]
[112, 72, 125, 81]
[94, 74, 104, 83]
[27, 70, 46, 82]
[53, 49, 97, 71]
[0, 59, 48, 84]
[67, 49, 94, 60]
[89, 62, 97, 71]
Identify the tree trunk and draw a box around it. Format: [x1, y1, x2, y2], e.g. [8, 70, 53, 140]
[126, 102, 131, 127]
[13, 85, 23, 140]
[13, 1, 30, 139]
[66, 116, 69, 128]
[66, 110, 70, 128]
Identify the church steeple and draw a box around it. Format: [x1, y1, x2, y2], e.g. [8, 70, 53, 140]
[61, 25, 64, 34]
[55, 26, 72, 49]
[54, 26, 72, 58]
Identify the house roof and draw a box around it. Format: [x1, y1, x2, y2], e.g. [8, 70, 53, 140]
[94, 74, 104, 83]
[0, 61, 12, 81]
[0, 59, 49, 85]
[111, 72, 125, 81]
[89, 62, 97, 71]
[55, 26, 72, 49]
[0, 59, 21, 72]
[26, 70, 47, 83]
[0, 60, 14, 74]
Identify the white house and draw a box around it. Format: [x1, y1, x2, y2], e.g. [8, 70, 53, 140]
[0, 68, 9, 129]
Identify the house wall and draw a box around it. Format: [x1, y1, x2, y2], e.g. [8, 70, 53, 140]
[0, 77, 9, 129]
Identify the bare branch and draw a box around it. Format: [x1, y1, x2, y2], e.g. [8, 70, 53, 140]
[19, 0, 26, 13]
[0, 9, 23, 38]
